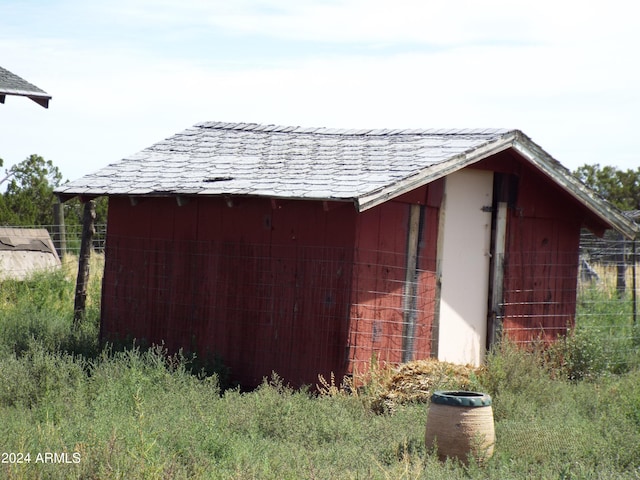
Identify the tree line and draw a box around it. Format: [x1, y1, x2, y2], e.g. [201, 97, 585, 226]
[0, 154, 638, 229]
[0, 154, 107, 228]
[573, 164, 640, 212]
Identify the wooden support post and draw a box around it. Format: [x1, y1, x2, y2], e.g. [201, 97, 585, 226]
[402, 204, 422, 363]
[487, 202, 508, 348]
[52, 201, 67, 259]
[73, 200, 96, 328]
[633, 240, 637, 325]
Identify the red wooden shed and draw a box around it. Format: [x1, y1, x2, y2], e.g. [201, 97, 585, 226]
[56, 123, 637, 387]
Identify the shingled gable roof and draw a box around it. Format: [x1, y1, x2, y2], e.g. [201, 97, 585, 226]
[0, 66, 51, 108]
[55, 121, 638, 239]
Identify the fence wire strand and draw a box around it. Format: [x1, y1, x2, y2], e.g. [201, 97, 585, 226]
[5, 224, 639, 372]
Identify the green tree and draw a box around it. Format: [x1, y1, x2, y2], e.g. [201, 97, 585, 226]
[0, 155, 109, 227]
[573, 164, 640, 211]
[574, 164, 640, 296]
[0, 154, 63, 226]
[62, 196, 109, 228]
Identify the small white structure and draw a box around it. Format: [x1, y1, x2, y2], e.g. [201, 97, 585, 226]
[0, 228, 61, 280]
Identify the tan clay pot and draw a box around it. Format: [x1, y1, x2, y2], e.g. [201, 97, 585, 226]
[425, 391, 495, 464]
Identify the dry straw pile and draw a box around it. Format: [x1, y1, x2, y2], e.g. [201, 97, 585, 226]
[370, 359, 481, 413]
[317, 358, 481, 413]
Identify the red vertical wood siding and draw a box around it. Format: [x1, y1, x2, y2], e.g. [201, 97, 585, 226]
[412, 205, 440, 359]
[502, 165, 582, 343]
[347, 187, 439, 374]
[474, 153, 590, 345]
[102, 196, 356, 387]
[102, 187, 440, 387]
[348, 203, 407, 370]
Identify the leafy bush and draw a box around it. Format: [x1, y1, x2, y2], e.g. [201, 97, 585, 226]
[542, 282, 640, 381]
[549, 327, 609, 381]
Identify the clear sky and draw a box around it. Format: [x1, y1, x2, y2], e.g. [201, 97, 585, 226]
[1, 0, 638, 183]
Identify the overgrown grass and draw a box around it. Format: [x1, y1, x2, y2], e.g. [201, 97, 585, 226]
[0, 256, 102, 359]
[560, 280, 640, 380]
[1, 260, 640, 478]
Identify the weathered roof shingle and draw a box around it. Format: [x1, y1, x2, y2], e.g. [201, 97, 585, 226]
[55, 121, 639, 238]
[56, 122, 512, 204]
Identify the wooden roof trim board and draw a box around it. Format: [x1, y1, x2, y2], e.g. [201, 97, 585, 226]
[0, 91, 51, 108]
[510, 132, 638, 239]
[358, 129, 638, 238]
[0, 66, 51, 108]
[354, 132, 517, 211]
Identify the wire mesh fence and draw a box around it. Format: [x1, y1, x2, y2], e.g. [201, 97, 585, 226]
[0, 223, 106, 279]
[99, 230, 639, 379]
[572, 230, 639, 372]
[495, 230, 639, 373]
[97, 235, 440, 385]
[3, 222, 639, 374]
[33, 223, 108, 256]
[494, 235, 639, 373]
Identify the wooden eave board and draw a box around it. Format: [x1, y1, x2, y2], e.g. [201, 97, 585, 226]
[511, 135, 639, 239]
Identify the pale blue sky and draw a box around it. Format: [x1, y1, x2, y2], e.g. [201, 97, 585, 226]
[1, 0, 638, 182]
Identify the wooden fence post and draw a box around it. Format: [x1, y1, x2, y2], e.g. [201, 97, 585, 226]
[52, 201, 67, 259]
[401, 204, 422, 363]
[615, 234, 627, 297]
[633, 240, 637, 325]
[73, 200, 96, 328]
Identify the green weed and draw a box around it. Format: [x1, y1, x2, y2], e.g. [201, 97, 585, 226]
[1, 264, 640, 478]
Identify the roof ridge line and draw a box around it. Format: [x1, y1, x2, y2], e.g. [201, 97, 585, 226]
[195, 121, 514, 136]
